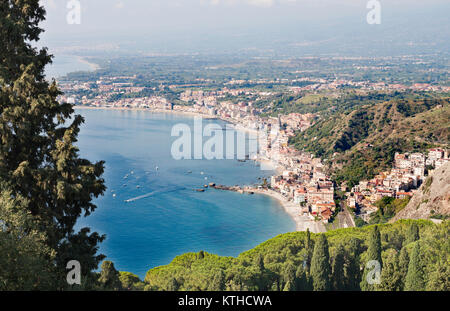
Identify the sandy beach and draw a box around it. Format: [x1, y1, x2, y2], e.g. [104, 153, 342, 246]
[74, 105, 218, 120]
[252, 188, 326, 233]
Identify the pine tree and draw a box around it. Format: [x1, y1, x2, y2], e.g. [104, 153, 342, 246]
[361, 226, 382, 291]
[210, 270, 225, 291]
[331, 244, 346, 290]
[405, 242, 426, 291]
[0, 1, 106, 284]
[310, 234, 331, 291]
[256, 253, 265, 272]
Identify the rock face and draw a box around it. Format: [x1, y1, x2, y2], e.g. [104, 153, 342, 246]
[391, 162, 450, 221]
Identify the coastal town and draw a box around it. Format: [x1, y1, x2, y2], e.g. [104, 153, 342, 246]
[59, 76, 449, 232]
[348, 148, 450, 222]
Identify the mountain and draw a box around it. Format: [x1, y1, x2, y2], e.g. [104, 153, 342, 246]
[291, 97, 450, 186]
[391, 162, 450, 222]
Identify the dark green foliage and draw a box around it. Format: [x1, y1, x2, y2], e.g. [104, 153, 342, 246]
[143, 220, 446, 292]
[331, 245, 345, 290]
[406, 223, 420, 245]
[310, 234, 331, 291]
[405, 243, 426, 291]
[0, 0, 106, 288]
[0, 185, 57, 290]
[98, 261, 122, 291]
[119, 272, 145, 291]
[378, 250, 402, 291]
[361, 226, 382, 291]
[343, 238, 362, 290]
[397, 246, 410, 290]
[209, 270, 226, 291]
[370, 197, 411, 224]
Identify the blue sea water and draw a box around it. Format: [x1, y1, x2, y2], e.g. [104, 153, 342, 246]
[75, 109, 295, 278]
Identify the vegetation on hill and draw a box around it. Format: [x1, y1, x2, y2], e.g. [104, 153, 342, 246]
[142, 220, 449, 291]
[290, 97, 450, 186]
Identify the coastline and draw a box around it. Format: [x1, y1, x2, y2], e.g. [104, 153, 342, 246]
[75, 105, 319, 233]
[74, 105, 218, 120]
[76, 56, 100, 72]
[251, 188, 326, 233]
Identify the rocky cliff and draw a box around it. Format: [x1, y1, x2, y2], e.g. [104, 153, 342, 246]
[391, 162, 450, 221]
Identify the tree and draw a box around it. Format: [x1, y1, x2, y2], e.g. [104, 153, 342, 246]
[0, 0, 106, 285]
[0, 184, 56, 290]
[310, 234, 331, 291]
[282, 262, 296, 291]
[98, 261, 122, 291]
[426, 261, 450, 291]
[331, 244, 346, 290]
[405, 242, 426, 291]
[405, 223, 420, 245]
[209, 270, 225, 291]
[361, 226, 382, 291]
[304, 228, 313, 274]
[397, 246, 410, 290]
[119, 272, 145, 291]
[344, 238, 362, 290]
[295, 265, 310, 291]
[378, 250, 402, 291]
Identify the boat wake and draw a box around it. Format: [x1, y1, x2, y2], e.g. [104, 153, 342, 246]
[124, 186, 184, 203]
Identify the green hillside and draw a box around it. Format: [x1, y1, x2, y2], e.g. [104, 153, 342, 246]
[290, 97, 450, 186]
[142, 220, 449, 291]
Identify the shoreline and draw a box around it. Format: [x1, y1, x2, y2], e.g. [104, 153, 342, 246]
[250, 188, 326, 233]
[75, 105, 317, 232]
[76, 56, 101, 72]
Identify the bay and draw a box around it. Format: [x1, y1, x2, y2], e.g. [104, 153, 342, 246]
[75, 108, 295, 278]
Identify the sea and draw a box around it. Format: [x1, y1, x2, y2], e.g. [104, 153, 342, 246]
[75, 108, 296, 278]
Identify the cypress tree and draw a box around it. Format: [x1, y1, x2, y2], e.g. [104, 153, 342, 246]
[0, 1, 106, 284]
[310, 234, 331, 291]
[344, 238, 362, 290]
[405, 242, 426, 291]
[361, 226, 382, 291]
[398, 246, 410, 290]
[282, 262, 296, 290]
[331, 244, 346, 290]
[378, 250, 402, 291]
[295, 265, 310, 290]
[405, 223, 420, 245]
[305, 228, 313, 274]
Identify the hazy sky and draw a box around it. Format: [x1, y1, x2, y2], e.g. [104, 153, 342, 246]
[39, 0, 450, 55]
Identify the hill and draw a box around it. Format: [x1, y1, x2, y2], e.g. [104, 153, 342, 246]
[143, 220, 449, 291]
[391, 162, 450, 222]
[290, 97, 450, 186]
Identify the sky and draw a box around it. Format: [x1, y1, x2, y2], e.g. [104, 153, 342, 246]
[39, 0, 450, 56]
